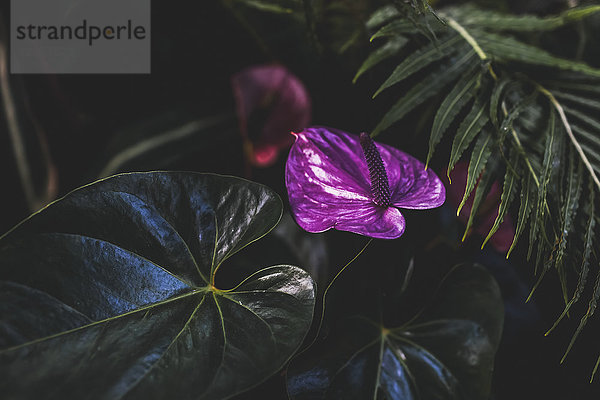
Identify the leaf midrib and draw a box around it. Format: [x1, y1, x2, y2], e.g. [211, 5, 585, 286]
[0, 288, 207, 354]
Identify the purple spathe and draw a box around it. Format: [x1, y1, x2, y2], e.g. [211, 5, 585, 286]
[285, 126, 446, 239]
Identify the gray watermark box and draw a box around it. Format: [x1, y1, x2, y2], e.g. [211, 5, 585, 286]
[11, 0, 151, 74]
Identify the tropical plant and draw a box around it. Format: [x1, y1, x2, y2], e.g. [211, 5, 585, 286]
[4, 0, 600, 398]
[356, 1, 600, 378]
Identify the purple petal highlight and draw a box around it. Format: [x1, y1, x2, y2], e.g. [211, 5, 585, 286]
[285, 127, 445, 239]
[382, 147, 446, 210]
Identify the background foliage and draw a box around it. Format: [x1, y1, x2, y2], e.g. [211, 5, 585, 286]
[2, 0, 600, 398]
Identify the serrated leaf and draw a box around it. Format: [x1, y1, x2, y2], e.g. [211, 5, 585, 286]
[572, 123, 600, 147]
[482, 148, 520, 249]
[373, 34, 464, 97]
[554, 147, 584, 304]
[507, 172, 536, 257]
[498, 90, 538, 136]
[287, 264, 503, 400]
[464, 163, 495, 241]
[0, 172, 316, 399]
[562, 104, 600, 132]
[427, 66, 481, 166]
[528, 110, 560, 259]
[561, 269, 600, 367]
[370, 19, 416, 41]
[552, 90, 600, 111]
[369, 12, 445, 41]
[354, 37, 409, 83]
[478, 31, 600, 77]
[547, 80, 600, 95]
[366, 5, 400, 31]
[489, 75, 512, 128]
[546, 177, 595, 336]
[372, 50, 476, 136]
[447, 4, 600, 32]
[458, 129, 493, 215]
[448, 96, 489, 177]
[234, 0, 300, 13]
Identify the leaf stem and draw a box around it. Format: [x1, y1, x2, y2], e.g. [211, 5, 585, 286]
[536, 83, 600, 192]
[445, 16, 497, 80]
[295, 238, 373, 354]
[501, 103, 540, 188]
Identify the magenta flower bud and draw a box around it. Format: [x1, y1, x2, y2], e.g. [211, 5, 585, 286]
[232, 64, 311, 167]
[285, 127, 446, 239]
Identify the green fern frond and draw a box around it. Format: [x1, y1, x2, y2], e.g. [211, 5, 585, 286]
[444, 4, 600, 33]
[359, 1, 600, 378]
[354, 37, 408, 83]
[232, 0, 302, 14]
[448, 93, 490, 178]
[428, 66, 482, 166]
[458, 129, 493, 216]
[477, 32, 600, 77]
[371, 49, 475, 136]
[373, 34, 464, 97]
[463, 158, 496, 242]
[482, 147, 521, 249]
[507, 171, 536, 258]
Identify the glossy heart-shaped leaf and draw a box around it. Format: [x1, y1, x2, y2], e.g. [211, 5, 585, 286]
[0, 172, 315, 399]
[286, 264, 503, 400]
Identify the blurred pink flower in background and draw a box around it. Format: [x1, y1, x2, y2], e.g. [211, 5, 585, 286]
[445, 161, 515, 253]
[232, 64, 311, 167]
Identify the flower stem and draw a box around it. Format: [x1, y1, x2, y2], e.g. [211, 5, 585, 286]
[294, 238, 373, 356]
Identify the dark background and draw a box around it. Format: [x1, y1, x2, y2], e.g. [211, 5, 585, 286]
[2, 1, 600, 399]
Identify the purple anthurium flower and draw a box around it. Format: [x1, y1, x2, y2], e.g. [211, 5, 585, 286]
[232, 64, 311, 167]
[285, 127, 445, 239]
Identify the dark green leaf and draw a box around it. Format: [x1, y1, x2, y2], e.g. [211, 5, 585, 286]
[529, 110, 560, 259]
[489, 75, 512, 128]
[554, 147, 584, 304]
[447, 4, 600, 32]
[366, 5, 399, 31]
[562, 104, 600, 132]
[286, 264, 503, 400]
[427, 66, 481, 166]
[448, 95, 489, 176]
[498, 90, 538, 137]
[547, 80, 600, 95]
[372, 50, 475, 136]
[572, 123, 600, 148]
[457, 129, 493, 216]
[482, 148, 520, 249]
[507, 171, 536, 257]
[369, 13, 445, 41]
[354, 37, 409, 83]
[234, 0, 301, 14]
[464, 162, 495, 241]
[373, 34, 464, 98]
[97, 112, 236, 178]
[0, 172, 316, 399]
[370, 19, 415, 41]
[547, 177, 595, 335]
[552, 90, 600, 111]
[478, 32, 600, 77]
[562, 269, 600, 367]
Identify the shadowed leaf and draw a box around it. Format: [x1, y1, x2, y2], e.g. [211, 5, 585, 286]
[0, 172, 315, 399]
